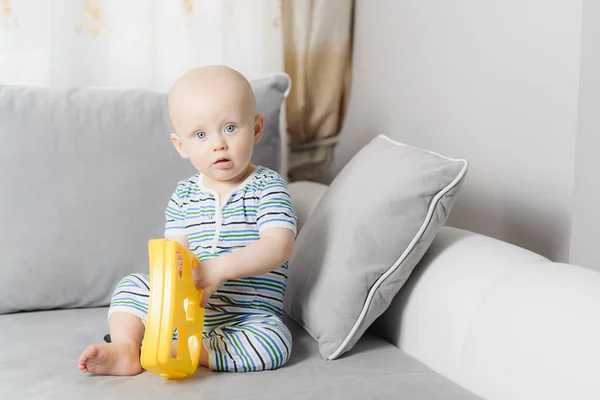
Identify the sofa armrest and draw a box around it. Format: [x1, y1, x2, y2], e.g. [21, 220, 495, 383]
[372, 226, 600, 400]
[288, 181, 328, 232]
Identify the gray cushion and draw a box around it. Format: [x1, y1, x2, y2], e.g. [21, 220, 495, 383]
[283, 135, 468, 360]
[0, 307, 481, 399]
[0, 73, 290, 315]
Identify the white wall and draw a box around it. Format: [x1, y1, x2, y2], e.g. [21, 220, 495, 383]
[328, 0, 583, 262]
[570, 0, 600, 271]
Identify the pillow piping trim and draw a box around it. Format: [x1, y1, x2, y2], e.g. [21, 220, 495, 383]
[327, 134, 469, 360]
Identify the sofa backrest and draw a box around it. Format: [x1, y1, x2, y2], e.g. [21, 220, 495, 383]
[0, 74, 290, 314]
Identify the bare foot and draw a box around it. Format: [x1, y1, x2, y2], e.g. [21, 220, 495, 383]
[78, 341, 142, 376]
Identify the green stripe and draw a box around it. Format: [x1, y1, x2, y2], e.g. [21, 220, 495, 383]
[185, 210, 215, 216]
[264, 180, 285, 186]
[188, 233, 215, 240]
[265, 321, 292, 343]
[208, 337, 218, 370]
[246, 302, 280, 315]
[223, 208, 257, 216]
[220, 233, 260, 239]
[245, 180, 284, 190]
[178, 188, 210, 195]
[165, 209, 183, 218]
[112, 300, 148, 311]
[116, 279, 147, 288]
[213, 295, 255, 308]
[235, 326, 279, 369]
[243, 179, 285, 191]
[228, 331, 253, 371]
[259, 200, 292, 207]
[204, 315, 238, 324]
[231, 279, 284, 292]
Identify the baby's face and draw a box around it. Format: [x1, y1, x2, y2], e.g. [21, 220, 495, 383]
[169, 70, 262, 184]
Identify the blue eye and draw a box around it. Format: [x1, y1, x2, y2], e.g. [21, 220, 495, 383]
[225, 125, 236, 133]
[195, 131, 206, 139]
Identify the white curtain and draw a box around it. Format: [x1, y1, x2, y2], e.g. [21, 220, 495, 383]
[0, 0, 285, 90]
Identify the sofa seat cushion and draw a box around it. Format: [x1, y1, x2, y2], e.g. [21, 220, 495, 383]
[0, 308, 480, 399]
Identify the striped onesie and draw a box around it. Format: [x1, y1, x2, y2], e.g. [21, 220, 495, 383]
[108, 166, 297, 372]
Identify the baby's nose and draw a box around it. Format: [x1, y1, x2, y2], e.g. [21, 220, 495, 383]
[212, 137, 227, 151]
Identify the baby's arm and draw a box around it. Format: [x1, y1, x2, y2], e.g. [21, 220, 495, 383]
[189, 172, 297, 305]
[209, 228, 294, 278]
[193, 228, 294, 306]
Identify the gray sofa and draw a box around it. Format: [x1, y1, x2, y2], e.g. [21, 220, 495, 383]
[2, 84, 600, 400]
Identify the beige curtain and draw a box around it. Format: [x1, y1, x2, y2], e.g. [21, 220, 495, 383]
[283, 0, 354, 182]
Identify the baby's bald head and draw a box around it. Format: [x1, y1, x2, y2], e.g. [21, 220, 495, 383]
[168, 65, 257, 135]
[166, 66, 264, 182]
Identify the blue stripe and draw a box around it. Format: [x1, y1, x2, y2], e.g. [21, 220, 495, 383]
[215, 237, 260, 243]
[222, 338, 229, 371]
[187, 205, 217, 211]
[259, 219, 295, 226]
[204, 320, 238, 329]
[211, 296, 255, 306]
[259, 196, 292, 203]
[115, 283, 143, 289]
[253, 286, 285, 295]
[203, 312, 236, 319]
[240, 334, 258, 371]
[246, 276, 286, 285]
[166, 205, 183, 214]
[258, 205, 294, 212]
[112, 302, 147, 314]
[221, 212, 257, 217]
[267, 320, 292, 344]
[251, 299, 283, 313]
[112, 296, 148, 307]
[258, 183, 287, 190]
[233, 330, 257, 371]
[241, 326, 277, 369]
[222, 283, 284, 295]
[219, 229, 260, 235]
[253, 325, 285, 368]
[210, 336, 220, 371]
[189, 237, 215, 243]
[223, 330, 247, 372]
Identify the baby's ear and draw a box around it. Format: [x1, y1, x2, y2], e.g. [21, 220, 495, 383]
[170, 133, 189, 159]
[253, 113, 264, 144]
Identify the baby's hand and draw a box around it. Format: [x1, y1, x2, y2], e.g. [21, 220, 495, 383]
[191, 259, 227, 307]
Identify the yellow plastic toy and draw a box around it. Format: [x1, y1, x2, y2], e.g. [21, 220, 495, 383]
[140, 239, 205, 379]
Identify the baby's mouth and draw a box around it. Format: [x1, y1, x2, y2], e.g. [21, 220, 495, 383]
[214, 158, 230, 165]
[213, 158, 233, 169]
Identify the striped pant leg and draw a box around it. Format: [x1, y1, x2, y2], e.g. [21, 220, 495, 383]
[203, 316, 292, 372]
[108, 273, 179, 340]
[107, 273, 151, 324]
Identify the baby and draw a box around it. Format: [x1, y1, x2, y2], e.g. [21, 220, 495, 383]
[78, 65, 297, 375]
